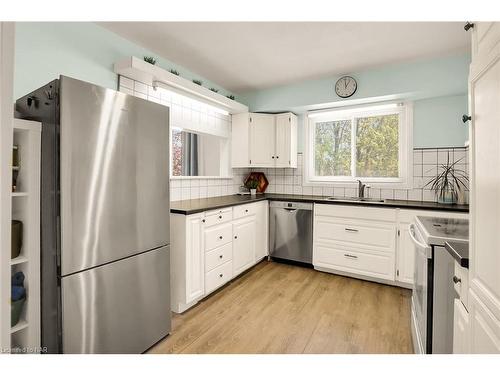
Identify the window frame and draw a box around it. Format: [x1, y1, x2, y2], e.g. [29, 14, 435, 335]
[304, 101, 413, 188]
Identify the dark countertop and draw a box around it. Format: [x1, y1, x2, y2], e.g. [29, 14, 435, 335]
[170, 193, 470, 215]
[445, 241, 469, 268]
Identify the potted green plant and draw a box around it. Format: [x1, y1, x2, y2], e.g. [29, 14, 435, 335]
[192, 79, 202, 86]
[425, 152, 469, 204]
[169, 69, 180, 76]
[245, 178, 259, 196]
[143, 56, 157, 65]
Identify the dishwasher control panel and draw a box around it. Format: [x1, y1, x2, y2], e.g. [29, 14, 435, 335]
[269, 201, 313, 210]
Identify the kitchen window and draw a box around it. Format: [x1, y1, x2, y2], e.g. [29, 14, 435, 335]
[305, 102, 412, 187]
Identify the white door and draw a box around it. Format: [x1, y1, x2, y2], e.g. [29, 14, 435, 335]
[453, 298, 470, 354]
[397, 222, 415, 285]
[249, 113, 275, 167]
[233, 217, 256, 276]
[254, 201, 269, 261]
[468, 23, 500, 353]
[186, 214, 205, 303]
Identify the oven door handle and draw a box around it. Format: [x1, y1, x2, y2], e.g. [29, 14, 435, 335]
[409, 223, 432, 258]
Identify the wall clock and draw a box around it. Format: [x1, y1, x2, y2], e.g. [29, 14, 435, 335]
[335, 76, 357, 98]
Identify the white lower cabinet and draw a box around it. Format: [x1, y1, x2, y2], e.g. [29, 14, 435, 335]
[170, 213, 205, 313]
[314, 204, 397, 283]
[170, 201, 269, 313]
[233, 216, 256, 276]
[254, 200, 269, 261]
[315, 205, 468, 288]
[205, 259, 233, 295]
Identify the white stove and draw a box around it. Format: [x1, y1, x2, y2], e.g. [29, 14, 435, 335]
[415, 216, 469, 246]
[409, 216, 469, 354]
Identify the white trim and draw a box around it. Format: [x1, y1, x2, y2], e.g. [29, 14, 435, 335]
[0, 21, 15, 352]
[304, 101, 413, 189]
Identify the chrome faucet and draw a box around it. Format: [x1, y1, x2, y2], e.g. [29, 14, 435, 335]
[357, 180, 369, 198]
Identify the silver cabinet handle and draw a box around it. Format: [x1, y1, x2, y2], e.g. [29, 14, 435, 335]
[344, 254, 358, 259]
[453, 276, 461, 284]
[345, 228, 358, 233]
[219, 255, 223, 259]
[219, 274, 223, 278]
[219, 236, 223, 240]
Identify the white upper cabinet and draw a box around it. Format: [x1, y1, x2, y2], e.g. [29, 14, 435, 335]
[468, 21, 500, 353]
[231, 112, 298, 168]
[249, 113, 276, 167]
[275, 113, 298, 167]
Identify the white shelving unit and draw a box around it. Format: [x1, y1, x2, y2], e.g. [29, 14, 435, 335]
[8, 118, 41, 353]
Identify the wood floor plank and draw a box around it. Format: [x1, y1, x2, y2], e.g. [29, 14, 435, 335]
[149, 261, 413, 354]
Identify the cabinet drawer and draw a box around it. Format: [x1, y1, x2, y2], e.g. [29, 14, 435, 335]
[205, 242, 233, 272]
[315, 216, 395, 252]
[315, 203, 396, 222]
[205, 260, 233, 294]
[233, 203, 257, 219]
[314, 244, 394, 281]
[204, 223, 232, 251]
[204, 208, 232, 227]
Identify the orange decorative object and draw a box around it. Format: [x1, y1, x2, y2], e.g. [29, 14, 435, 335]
[244, 172, 269, 193]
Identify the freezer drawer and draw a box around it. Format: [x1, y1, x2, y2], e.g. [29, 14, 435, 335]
[61, 246, 171, 353]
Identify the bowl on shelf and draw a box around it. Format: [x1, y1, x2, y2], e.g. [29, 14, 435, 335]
[11, 220, 23, 259]
[11, 297, 26, 327]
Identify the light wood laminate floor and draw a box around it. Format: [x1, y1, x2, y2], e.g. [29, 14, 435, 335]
[149, 261, 413, 354]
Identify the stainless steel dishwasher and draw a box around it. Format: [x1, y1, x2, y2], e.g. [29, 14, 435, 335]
[269, 201, 313, 265]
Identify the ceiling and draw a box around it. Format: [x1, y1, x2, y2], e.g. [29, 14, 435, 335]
[99, 22, 470, 94]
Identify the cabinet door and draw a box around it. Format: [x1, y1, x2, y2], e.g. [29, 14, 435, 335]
[231, 113, 250, 167]
[453, 298, 470, 354]
[186, 215, 205, 303]
[469, 30, 500, 342]
[275, 113, 290, 167]
[233, 217, 256, 276]
[396, 222, 415, 285]
[254, 201, 269, 261]
[275, 113, 298, 168]
[249, 113, 275, 167]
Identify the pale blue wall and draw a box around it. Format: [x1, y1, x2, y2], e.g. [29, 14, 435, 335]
[14, 22, 234, 100]
[240, 54, 470, 149]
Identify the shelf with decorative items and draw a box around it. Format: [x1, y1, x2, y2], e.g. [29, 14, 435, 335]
[5, 118, 41, 354]
[114, 56, 248, 114]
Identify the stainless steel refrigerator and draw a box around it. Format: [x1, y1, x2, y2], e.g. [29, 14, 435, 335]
[16, 76, 171, 353]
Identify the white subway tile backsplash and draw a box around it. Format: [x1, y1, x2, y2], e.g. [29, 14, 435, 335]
[380, 189, 394, 200]
[134, 81, 148, 94]
[119, 76, 134, 89]
[394, 190, 408, 200]
[423, 150, 438, 164]
[423, 190, 437, 202]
